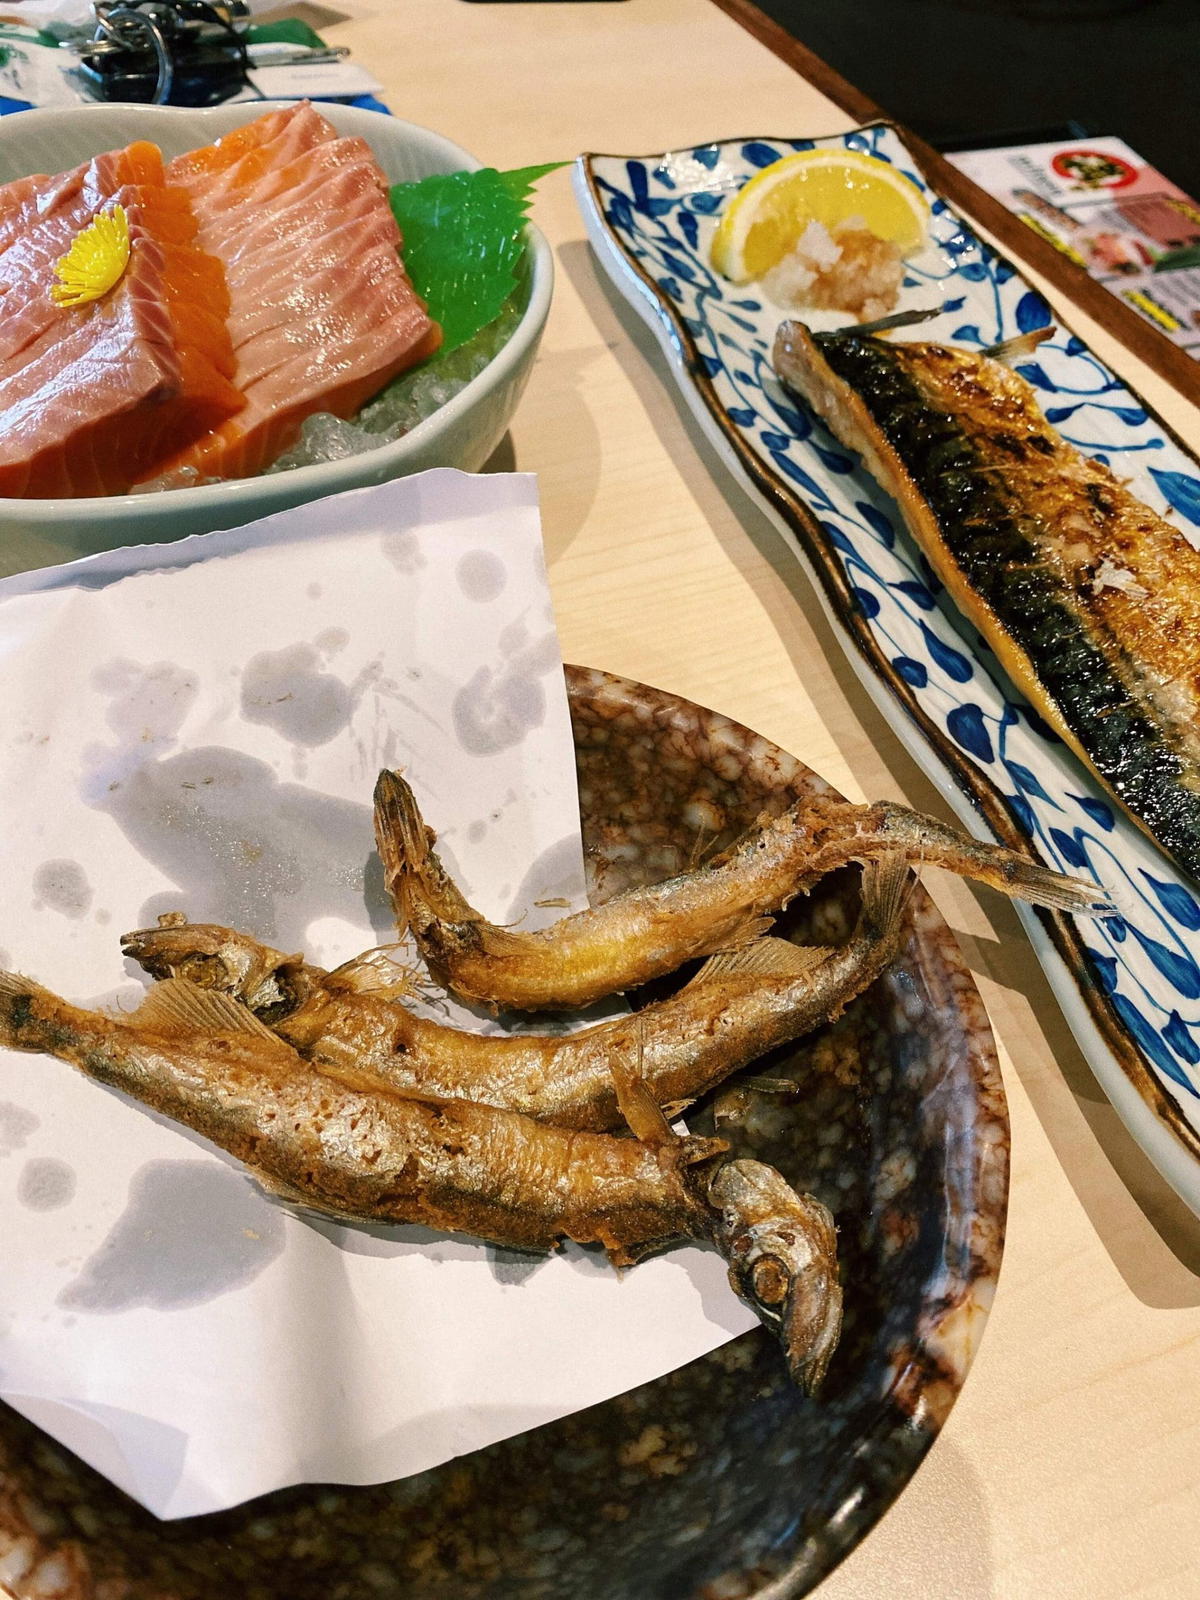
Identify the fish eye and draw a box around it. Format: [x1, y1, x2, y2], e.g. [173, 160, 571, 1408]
[750, 1255, 790, 1307]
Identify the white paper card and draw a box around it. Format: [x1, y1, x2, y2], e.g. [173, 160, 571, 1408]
[246, 62, 385, 100]
[0, 470, 753, 1520]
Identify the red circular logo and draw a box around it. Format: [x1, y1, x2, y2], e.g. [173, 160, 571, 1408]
[1051, 149, 1138, 190]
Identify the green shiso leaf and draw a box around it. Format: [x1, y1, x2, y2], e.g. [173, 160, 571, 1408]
[497, 162, 570, 207]
[389, 162, 564, 356]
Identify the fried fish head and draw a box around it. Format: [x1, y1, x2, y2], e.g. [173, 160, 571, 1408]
[119, 916, 312, 1019]
[708, 1157, 842, 1394]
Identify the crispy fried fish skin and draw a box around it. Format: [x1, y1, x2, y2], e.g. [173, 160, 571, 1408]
[373, 768, 1108, 1012]
[773, 319, 1200, 880]
[125, 856, 912, 1133]
[0, 970, 848, 1384]
[0, 972, 717, 1258]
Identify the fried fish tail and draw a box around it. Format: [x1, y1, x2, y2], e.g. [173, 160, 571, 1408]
[860, 801, 1109, 914]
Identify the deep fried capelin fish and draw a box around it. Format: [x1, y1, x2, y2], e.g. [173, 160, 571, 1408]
[122, 854, 912, 1133]
[373, 768, 1110, 1011]
[0, 971, 841, 1389]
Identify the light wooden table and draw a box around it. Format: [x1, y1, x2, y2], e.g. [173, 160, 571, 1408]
[319, 3, 1200, 1597]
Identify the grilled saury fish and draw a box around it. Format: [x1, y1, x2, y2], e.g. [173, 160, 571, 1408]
[773, 319, 1200, 881]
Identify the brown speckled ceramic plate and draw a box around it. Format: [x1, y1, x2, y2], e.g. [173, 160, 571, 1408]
[0, 666, 1007, 1600]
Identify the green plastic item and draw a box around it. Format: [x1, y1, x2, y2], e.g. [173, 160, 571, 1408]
[244, 20, 327, 50]
[389, 162, 564, 355]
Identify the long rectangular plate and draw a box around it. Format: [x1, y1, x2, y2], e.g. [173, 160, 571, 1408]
[575, 122, 1200, 1216]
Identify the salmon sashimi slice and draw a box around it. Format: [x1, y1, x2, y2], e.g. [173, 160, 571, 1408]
[165, 101, 334, 191]
[0, 148, 243, 497]
[0, 145, 173, 361]
[149, 105, 441, 482]
[0, 142, 163, 258]
[155, 264, 441, 480]
[225, 216, 403, 348]
[178, 134, 378, 223]
[196, 161, 389, 269]
[0, 186, 199, 367]
[0, 282, 188, 498]
[167, 101, 338, 213]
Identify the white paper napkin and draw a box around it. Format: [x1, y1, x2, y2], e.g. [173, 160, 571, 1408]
[0, 469, 753, 1519]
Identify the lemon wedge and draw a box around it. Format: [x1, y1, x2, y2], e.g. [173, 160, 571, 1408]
[710, 150, 929, 283]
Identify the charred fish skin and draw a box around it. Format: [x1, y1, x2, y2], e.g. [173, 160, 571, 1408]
[774, 320, 1200, 881]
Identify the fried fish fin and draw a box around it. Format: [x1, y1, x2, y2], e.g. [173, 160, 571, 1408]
[691, 936, 833, 982]
[609, 1021, 675, 1147]
[127, 977, 288, 1045]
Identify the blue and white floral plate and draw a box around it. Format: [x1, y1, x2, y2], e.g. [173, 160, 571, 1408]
[575, 122, 1200, 1217]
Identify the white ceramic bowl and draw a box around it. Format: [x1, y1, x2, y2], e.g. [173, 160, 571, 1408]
[0, 102, 553, 564]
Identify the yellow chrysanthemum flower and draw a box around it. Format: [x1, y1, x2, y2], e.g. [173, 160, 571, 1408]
[51, 205, 131, 308]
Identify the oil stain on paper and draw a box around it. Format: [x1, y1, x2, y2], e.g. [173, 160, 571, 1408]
[93, 659, 198, 748]
[0, 1102, 39, 1157]
[240, 643, 357, 748]
[31, 859, 93, 919]
[58, 1160, 285, 1313]
[456, 549, 507, 604]
[17, 1157, 76, 1212]
[452, 630, 560, 756]
[80, 656, 392, 946]
[381, 528, 425, 575]
[93, 745, 389, 947]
